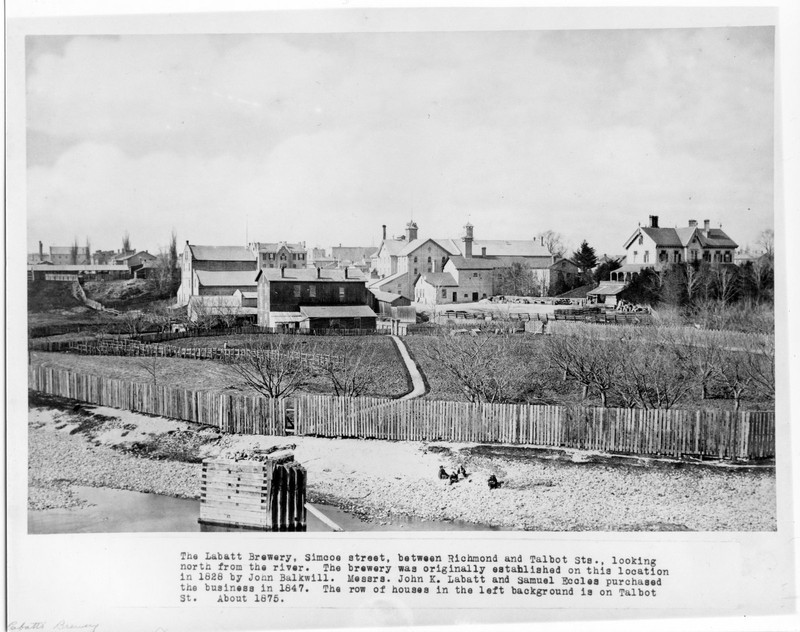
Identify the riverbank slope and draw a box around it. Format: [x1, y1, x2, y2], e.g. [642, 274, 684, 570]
[27, 394, 776, 531]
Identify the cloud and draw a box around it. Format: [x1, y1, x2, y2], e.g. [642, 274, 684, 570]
[26, 28, 774, 254]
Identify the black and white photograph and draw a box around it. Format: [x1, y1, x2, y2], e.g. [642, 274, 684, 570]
[6, 2, 798, 631]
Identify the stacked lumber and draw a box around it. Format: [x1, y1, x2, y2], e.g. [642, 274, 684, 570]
[199, 453, 306, 531]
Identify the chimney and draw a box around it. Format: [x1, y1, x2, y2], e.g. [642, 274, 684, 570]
[382, 224, 387, 240]
[316, 266, 321, 279]
[405, 220, 418, 242]
[688, 219, 698, 228]
[462, 222, 473, 258]
[703, 219, 710, 234]
[281, 266, 285, 278]
[481, 246, 487, 257]
[649, 215, 659, 228]
[39, 241, 43, 257]
[344, 267, 348, 279]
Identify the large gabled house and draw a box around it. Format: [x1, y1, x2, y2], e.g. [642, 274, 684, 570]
[176, 243, 257, 305]
[249, 241, 308, 270]
[612, 215, 738, 282]
[374, 221, 555, 301]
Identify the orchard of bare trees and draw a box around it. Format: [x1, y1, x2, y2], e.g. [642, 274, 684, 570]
[410, 325, 774, 412]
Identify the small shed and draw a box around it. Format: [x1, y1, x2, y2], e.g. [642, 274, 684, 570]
[298, 305, 377, 331]
[586, 282, 627, 307]
[369, 288, 411, 316]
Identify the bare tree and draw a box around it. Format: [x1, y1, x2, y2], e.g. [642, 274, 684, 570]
[757, 228, 774, 259]
[137, 353, 162, 387]
[169, 229, 179, 281]
[609, 329, 695, 410]
[535, 230, 567, 258]
[321, 339, 378, 397]
[120, 310, 145, 335]
[229, 335, 315, 399]
[545, 330, 622, 406]
[712, 265, 739, 305]
[422, 332, 539, 404]
[70, 237, 80, 265]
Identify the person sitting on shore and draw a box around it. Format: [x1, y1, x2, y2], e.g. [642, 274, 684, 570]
[457, 465, 469, 479]
[488, 474, 504, 490]
[438, 466, 449, 480]
[449, 472, 459, 485]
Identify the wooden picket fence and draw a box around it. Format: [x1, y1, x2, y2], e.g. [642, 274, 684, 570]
[28, 365, 774, 460]
[62, 338, 344, 370]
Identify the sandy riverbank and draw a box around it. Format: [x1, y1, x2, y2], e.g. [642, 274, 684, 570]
[27, 396, 776, 531]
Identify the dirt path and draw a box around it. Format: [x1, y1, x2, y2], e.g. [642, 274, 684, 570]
[390, 335, 427, 399]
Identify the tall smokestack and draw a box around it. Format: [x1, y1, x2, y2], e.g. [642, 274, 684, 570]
[462, 222, 473, 258]
[382, 225, 387, 240]
[39, 241, 43, 257]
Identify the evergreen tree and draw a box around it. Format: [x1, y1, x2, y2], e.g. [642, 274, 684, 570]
[572, 240, 598, 282]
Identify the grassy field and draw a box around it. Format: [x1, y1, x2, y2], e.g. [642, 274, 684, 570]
[30, 332, 410, 398]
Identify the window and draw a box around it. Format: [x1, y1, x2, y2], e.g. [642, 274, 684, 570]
[644, 251, 650, 263]
[269, 253, 275, 260]
[473, 272, 479, 277]
[414, 268, 418, 275]
[293, 285, 301, 298]
[414, 256, 418, 263]
[691, 250, 699, 262]
[427, 256, 432, 263]
[300, 253, 305, 260]
[309, 285, 316, 297]
[723, 252, 732, 263]
[441, 289, 446, 298]
[339, 286, 345, 300]
[280, 254, 286, 261]
[673, 251, 681, 263]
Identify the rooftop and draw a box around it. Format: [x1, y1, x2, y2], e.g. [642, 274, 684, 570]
[188, 245, 256, 262]
[194, 269, 258, 287]
[256, 268, 366, 283]
[299, 305, 377, 318]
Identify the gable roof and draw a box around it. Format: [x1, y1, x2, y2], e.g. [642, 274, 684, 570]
[376, 239, 409, 257]
[587, 282, 627, 296]
[252, 241, 306, 253]
[368, 270, 408, 288]
[631, 226, 738, 250]
[398, 238, 461, 258]
[447, 255, 496, 270]
[194, 269, 258, 287]
[369, 289, 405, 303]
[417, 272, 458, 287]
[188, 245, 256, 262]
[470, 239, 551, 258]
[299, 305, 377, 318]
[116, 250, 157, 262]
[256, 268, 366, 283]
[549, 258, 581, 270]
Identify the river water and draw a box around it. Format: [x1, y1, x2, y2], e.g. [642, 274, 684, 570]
[28, 486, 503, 534]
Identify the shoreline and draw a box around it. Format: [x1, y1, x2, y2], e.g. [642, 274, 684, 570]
[27, 397, 777, 531]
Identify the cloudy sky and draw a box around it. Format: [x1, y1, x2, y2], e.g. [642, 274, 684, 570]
[26, 27, 774, 257]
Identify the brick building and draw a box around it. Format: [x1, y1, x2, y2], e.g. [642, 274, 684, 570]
[256, 267, 376, 331]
